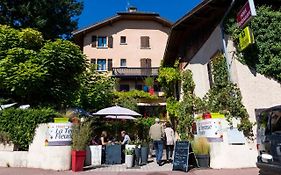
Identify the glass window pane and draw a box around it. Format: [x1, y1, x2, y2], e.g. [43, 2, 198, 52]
[97, 59, 106, 71]
[98, 36, 107, 47]
[120, 59, 126, 67]
[271, 110, 281, 133]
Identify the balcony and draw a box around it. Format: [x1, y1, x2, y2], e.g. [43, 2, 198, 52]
[112, 67, 159, 78]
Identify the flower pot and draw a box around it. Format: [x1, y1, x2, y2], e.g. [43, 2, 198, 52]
[196, 154, 210, 168]
[140, 146, 149, 165]
[125, 155, 134, 168]
[72, 150, 86, 172]
[149, 87, 154, 95]
[134, 147, 141, 166]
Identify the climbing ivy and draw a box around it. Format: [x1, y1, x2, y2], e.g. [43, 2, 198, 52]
[224, 5, 281, 82]
[203, 54, 254, 138]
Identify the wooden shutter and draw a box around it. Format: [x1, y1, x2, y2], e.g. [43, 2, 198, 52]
[146, 58, 151, 68]
[108, 59, 113, 71]
[91, 35, 97, 47]
[140, 58, 146, 68]
[141, 36, 149, 48]
[108, 36, 113, 48]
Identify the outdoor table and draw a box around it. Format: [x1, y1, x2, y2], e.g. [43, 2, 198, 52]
[105, 144, 122, 164]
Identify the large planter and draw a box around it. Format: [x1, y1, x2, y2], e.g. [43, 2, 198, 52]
[196, 154, 210, 168]
[125, 155, 134, 168]
[140, 146, 149, 165]
[72, 150, 86, 172]
[134, 147, 141, 166]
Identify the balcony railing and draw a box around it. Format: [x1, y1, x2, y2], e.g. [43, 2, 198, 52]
[112, 67, 159, 77]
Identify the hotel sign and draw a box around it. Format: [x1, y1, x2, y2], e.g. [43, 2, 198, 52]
[46, 123, 72, 146]
[236, 0, 257, 28]
[239, 26, 255, 51]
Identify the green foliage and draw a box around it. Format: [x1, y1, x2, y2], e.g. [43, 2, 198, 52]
[0, 108, 58, 150]
[0, 0, 83, 39]
[144, 77, 154, 87]
[0, 25, 86, 107]
[158, 61, 181, 97]
[76, 65, 115, 111]
[113, 90, 158, 111]
[181, 70, 195, 94]
[71, 121, 92, 151]
[191, 137, 210, 155]
[224, 5, 281, 82]
[0, 131, 11, 145]
[125, 147, 135, 155]
[203, 54, 254, 137]
[136, 117, 156, 141]
[166, 97, 180, 117]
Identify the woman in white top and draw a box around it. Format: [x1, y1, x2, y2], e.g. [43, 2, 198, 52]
[164, 122, 175, 162]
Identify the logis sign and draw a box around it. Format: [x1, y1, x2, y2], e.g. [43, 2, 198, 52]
[46, 123, 72, 146]
[236, 0, 257, 28]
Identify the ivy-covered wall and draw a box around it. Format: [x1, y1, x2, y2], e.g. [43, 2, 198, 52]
[224, 4, 281, 82]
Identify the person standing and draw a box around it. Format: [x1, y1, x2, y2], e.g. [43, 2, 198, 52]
[121, 130, 131, 145]
[164, 122, 175, 163]
[149, 118, 164, 166]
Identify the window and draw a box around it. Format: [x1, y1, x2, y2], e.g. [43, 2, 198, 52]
[97, 59, 106, 71]
[120, 36, 126, 44]
[140, 36, 150, 48]
[90, 58, 96, 64]
[271, 110, 281, 133]
[120, 84, 129, 92]
[98, 36, 107, 47]
[120, 59, 127, 67]
[140, 58, 151, 68]
[108, 59, 113, 71]
[91, 36, 97, 47]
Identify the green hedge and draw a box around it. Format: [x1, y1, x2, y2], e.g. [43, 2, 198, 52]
[0, 108, 58, 150]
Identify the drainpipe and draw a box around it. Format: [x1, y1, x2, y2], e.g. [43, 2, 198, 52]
[220, 0, 236, 83]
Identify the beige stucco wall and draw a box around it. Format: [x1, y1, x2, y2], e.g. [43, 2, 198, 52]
[83, 20, 169, 68]
[184, 24, 281, 168]
[186, 26, 223, 98]
[0, 124, 71, 170]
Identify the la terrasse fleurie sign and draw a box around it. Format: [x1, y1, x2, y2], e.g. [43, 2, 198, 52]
[236, 0, 257, 28]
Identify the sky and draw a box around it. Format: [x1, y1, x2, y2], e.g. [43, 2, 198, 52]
[78, 0, 202, 29]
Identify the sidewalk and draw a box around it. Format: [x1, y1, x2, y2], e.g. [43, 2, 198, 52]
[0, 167, 259, 175]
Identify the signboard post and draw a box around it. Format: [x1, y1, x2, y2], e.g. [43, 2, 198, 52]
[236, 0, 257, 28]
[46, 123, 72, 146]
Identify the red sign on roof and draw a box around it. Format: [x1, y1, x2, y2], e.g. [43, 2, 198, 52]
[236, 0, 257, 28]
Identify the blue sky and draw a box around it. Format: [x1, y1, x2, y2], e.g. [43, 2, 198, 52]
[78, 0, 202, 29]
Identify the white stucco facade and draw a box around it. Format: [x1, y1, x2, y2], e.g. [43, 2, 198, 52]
[185, 25, 281, 168]
[0, 124, 71, 170]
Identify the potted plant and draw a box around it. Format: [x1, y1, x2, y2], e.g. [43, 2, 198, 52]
[144, 77, 154, 95]
[71, 121, 92, 172]
[132, 139, 141, 166]
[192, 137, 210, 168]
[125, 147, 134, 168]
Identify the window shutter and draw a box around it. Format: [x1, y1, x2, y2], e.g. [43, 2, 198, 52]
[91, 36, 97, 47]
[141, 36, 149, 48]
[108, 59, 113, 71]
[108, 36, 113, 48]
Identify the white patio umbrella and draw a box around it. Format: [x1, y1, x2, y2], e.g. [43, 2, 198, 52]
[92, 105, 141, 137]
[92, 105, 141, 117]
[105, 115, 137, 120]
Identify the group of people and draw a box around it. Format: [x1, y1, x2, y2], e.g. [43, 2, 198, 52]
[92, 130, 131, 146]
[149, 118, 175, 166]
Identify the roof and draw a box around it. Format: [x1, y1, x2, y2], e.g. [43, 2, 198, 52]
[163, 0, 232, 66]
[73, 11, 172, 35]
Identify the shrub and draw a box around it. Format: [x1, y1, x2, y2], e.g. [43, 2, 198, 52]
[0, 108, 58, 150]
[71, 121, 92, 151]
[192, 137, 210, 155]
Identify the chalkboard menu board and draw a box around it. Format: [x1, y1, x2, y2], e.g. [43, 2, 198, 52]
[172, 141, 197, 172]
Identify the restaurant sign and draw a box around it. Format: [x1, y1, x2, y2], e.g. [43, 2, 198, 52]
[236, 0, 257, 28]
[239, 26, 255, 51]
[46, 123, 72, 146]
[196, 117, 224, 142]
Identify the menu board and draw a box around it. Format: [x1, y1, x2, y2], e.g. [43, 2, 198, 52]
[172, 141, 190, 172]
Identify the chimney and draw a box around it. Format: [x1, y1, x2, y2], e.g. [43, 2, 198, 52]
[128, 6, 137, 12]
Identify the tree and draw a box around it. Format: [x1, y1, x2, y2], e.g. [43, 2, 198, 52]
[75, 65, 115, 111]
[0, 0, 83, 39]
[0, 25, 86, 107]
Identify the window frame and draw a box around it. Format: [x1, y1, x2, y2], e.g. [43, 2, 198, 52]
[120, 58, 127, 67]
[97, 59, 107, 71]
[140, 36, 150, 49]
[120, 36, 127, 45]
[97, 36, 107, 48]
